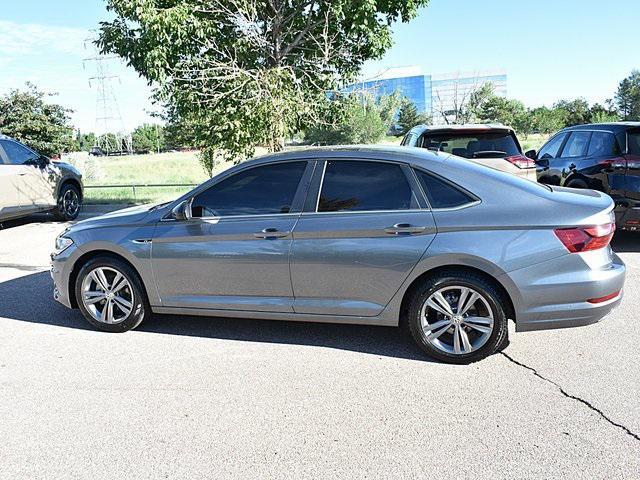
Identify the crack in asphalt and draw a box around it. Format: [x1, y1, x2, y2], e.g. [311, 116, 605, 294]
[501, 352, 640, 443]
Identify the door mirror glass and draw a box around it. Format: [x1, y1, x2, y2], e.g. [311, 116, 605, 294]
[525, 149, 537, 160]
[171, 200, 191, 221]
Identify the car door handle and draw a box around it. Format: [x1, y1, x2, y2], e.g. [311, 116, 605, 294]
[384, 223, 427, 235]
[253, 228, 291, 239]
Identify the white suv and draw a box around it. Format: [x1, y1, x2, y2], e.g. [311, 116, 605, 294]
[0, 134, 83, 223]
[401, 124, 537, 180]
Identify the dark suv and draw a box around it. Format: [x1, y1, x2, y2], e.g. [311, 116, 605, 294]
[530, 122, 640, 230]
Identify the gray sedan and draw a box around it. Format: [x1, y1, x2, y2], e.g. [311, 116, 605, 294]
[50, 146, 625, 363]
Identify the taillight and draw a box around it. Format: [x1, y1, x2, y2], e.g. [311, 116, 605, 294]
[554, 223, 615, 253]
[505, 155, 536, 169]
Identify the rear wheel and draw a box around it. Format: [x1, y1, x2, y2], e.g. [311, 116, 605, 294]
[406, 271, 509, 364]
[75, 256, 149, 332]
[53, 183, 81, 221]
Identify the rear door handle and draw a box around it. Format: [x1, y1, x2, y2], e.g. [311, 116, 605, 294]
[253, 228, 291, 239]
[384, 223, 427, 235]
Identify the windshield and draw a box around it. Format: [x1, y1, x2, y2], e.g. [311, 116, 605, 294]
[420, 131, 521, 158]
[628, 130, 640, 155]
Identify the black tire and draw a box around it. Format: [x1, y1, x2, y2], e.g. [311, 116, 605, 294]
[406, 270, 509, 364]
[53, 183, 81, 221]
[75, 256, 149, 333]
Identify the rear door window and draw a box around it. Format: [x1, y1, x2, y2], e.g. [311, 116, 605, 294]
[0, 140, 37, 165]
[414, 169, 476, 209]
[318, 161, 416, 212]
[587, 132, 619, 157]
[560, 131, 591, 158]
[628, 131, 640, 155]
[419, 131, 520, 158]
[537, 133, 567, 159]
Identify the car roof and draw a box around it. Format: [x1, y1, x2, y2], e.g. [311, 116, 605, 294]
[0, 133, 17, 141]
[559, 122, 640, 133]
[235, 144, 448, 169]
[406, 123, 515, 137]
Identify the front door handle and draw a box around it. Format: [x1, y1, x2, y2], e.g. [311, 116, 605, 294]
[384, 223, 427, 235]
[253, 227, 291, 239]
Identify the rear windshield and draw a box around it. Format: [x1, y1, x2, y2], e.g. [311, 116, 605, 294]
[628, 130, 640, 155]
[419, 131, 521, 159]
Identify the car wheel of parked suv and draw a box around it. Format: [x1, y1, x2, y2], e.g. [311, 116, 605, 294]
[54, 183, 82, 221]
[406, 271, 509, 364]
[75, 256, 149, 333]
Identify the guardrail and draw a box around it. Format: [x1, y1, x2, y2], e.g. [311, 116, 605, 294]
[84, 183, 199, 201]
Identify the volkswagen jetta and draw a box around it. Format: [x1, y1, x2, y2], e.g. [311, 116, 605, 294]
[50, 146, 625, 363]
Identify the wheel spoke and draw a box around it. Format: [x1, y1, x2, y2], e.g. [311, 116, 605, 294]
[458, 327, 472, 352]
[113, 295, 132, 314]
[103, 299, 114, 323]
[453, 325, 461, 354]
[426, 320, 451, 341]
[83, 291, 105, 305]
[428, 291, 454, 317]
[111, 273, 126, 293]
[456, 287, 470, 313]
[458, 291, 479, 316]
[463, 316, 493, 334]
[90, 271, 108, 291]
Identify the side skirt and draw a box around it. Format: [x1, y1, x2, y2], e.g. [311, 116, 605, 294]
[151, 305, 398, 327]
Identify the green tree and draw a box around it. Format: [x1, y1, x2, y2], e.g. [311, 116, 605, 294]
[589, 102, 618, 123]
[132, 123, 165, 153]
[529, 106, 566, 134]
[98, 0, 430, 174]
[553, 98, 591, 126]
[397, 98, 431, 135]
[615, 70, 640, 120]
[76, 131, 97, 151]
[476, 95, 529, 134]
[0, 83, 74, 157]
[306, 93, 400, 145]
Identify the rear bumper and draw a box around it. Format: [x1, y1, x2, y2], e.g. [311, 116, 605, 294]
[502, 251, 625, 332]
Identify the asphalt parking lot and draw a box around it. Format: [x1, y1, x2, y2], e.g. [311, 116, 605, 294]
[1, 213, 639, 479]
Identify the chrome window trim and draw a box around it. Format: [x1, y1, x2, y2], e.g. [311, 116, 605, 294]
[300, 208, 427, 217]
[314, 160, 328, 213]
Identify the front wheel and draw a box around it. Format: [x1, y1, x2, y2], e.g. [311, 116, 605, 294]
[53, 183, 81, 221]
[406, 271, 509, 364]
[75, 256, 149, 332]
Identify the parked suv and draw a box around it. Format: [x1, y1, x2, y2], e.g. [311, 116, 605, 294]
[531, 122, 640, 230]
[401, 124, 536, 180]
[0, 134, 83, 223]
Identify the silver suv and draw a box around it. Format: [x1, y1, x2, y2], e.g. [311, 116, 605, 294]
[0, 135, 83, 222]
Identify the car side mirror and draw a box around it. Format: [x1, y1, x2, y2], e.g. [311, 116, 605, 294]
[535, 157, 549, 168]
[525, 149, 537, 160]
[171, 200, 191, 221]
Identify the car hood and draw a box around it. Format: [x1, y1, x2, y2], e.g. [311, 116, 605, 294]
[70, 204, 157, 232]
[51, 160, 82, 177]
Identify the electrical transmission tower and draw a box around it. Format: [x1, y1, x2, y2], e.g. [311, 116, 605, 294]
[83, 35, 131, 155]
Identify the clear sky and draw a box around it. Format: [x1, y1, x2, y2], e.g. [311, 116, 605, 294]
[0, 0, 637, 132]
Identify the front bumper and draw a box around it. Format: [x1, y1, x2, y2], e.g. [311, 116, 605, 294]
[503, 250, 626, 332]
[50, 246, 77, 309]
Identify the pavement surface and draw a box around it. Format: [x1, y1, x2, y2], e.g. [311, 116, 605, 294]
[0, 213, 639, 479]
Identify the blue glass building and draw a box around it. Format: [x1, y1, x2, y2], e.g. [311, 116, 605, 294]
[345, 69, 507, 123]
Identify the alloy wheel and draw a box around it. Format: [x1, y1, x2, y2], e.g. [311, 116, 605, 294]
[62, 188, 80, 217]
[420, 285, 495, 355]
[80, 267, 134, 324]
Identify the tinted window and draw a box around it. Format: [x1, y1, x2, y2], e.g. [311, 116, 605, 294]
[419, 131, 520, 158]
[628, 131, 640, 155]
[401, 134, 413, 146]
[0, 140, 37, 165]
[588, 132, 618, 157]
[561, 131, 591, 158]
[537, 133, 566, 160]
[191, 161, 306, 217]
[414, 169, 476, 209]
[318, 161, 414, 212]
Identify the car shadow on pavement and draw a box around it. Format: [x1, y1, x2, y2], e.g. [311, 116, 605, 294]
[611, 231, 640, 253]
[0, 271, 431, 362]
